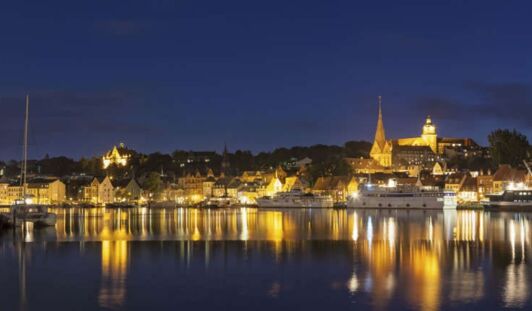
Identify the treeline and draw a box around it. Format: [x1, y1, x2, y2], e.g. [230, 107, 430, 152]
[0, 140, 372, 179]
[0, 128, 528, 181]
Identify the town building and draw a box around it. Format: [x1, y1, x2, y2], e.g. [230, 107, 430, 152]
[345, 157, 388, 174]
[492, 165, 528, 193]
[282, 176, 309, 192]
[445, 172, 468, 194]
[177, 171, 206, 202]
[0, 180, 9, 205]
[0, 178, 66, 205]
[476, 172, 494, 201]
[26, 178, 66, 204]
[312, 176, 359, 202]
[113, 178, 143, 203]
[102, 143, 131, 169]
[457, 175, 479, 203]
[369, 97, 476, 167]
[81, 176, 115, 204]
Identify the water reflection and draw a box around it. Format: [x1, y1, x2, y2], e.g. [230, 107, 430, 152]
[0, 208, 531, 310]
[99, 241, 129, 309]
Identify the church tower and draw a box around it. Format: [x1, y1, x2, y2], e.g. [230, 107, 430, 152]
[221, 143, 231, 176]
[369, 96, 392, 167]
[421, 115, 438, 153]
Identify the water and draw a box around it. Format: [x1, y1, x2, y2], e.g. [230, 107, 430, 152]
[0, 207, 530, 310]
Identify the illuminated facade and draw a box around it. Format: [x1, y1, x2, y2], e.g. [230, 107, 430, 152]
[370, 98, 475, 167]
[26, 179, 66, 204]
[369, 97, 393, 167]
[82, 176, 115, 204]
[103, 143, 130, 169]
[0, 178, 66, 205]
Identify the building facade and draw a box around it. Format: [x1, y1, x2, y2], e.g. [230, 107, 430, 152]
[369, 98, 476, 167]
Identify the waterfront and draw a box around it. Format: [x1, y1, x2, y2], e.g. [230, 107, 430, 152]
[0, 208, 531, 310]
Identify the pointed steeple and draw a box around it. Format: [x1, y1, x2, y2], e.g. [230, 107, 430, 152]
[372, 96, 387, 152]
[221, 142, 230, 176]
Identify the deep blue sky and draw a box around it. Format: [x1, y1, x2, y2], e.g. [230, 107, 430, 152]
[1, 0, 531, 160]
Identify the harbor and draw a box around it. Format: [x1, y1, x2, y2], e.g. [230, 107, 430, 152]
[1, 0, 532, 310]
[1, 207, 531, 310]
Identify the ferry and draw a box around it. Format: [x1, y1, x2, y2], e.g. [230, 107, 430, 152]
[256, 190, 334, 208]
[483, 183, 532, 210]
[347, 181, 457, 210]
[483, 161, 532, 210]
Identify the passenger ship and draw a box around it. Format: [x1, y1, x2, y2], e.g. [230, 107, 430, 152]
[256, 190, 334, 208]
[347, 182, 457, 210]
[483, 183, 532, 210]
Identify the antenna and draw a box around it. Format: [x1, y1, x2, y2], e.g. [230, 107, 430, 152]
[524, 160, 532, 176]
[21, 95, 29, 199]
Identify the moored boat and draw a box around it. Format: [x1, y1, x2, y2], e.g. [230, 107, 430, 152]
[347, 181, 457, 210]
[0, 96, 57, 228]
[200, 196, 237, 208]
[0, 203, 57, 227]
[483, 189, 532, 210]
[106, 202, 135, 209]
[256, 190, 333, 208]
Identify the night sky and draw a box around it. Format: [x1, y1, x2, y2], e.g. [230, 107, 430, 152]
[1, 0, 531, 160]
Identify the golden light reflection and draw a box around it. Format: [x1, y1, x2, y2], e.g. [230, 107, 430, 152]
[99, 240, 129, 310]
[407, 245, 440, 311]
[352, 212, 359, 242]
[240, 208, 249, 241]
[347, 272, 359, 293]
[503, 263, 528, 308]
[7, 208, 532, 310]
[357, 239, 396, 310]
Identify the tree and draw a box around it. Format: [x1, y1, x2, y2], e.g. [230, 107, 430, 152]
[143, 172, 162, 199]
[488, 129, 530, 167]
[308, 156, 353, 183]
[344, 141, 372, 158]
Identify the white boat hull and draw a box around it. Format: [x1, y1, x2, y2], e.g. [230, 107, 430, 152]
[483, 201, 532, 210]
[347, 195, 456, 210]
[256, 198, 333, 208]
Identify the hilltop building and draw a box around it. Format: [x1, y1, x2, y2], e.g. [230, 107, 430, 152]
[369, 97, 477, 167]
[103, 143, 131, 169]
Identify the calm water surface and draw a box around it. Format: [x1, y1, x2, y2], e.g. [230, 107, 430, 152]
[0, 207, 530, 310]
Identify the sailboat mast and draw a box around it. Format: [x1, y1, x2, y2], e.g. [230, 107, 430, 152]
[22, 95, 29, 198]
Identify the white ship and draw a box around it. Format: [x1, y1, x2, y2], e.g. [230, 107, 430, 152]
[256, 190, 334, 208]
[347, 181, 457, 210]
[483, 181, 532, 210]
[484, 161, 532, 210]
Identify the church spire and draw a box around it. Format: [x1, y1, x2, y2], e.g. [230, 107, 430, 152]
[373, 96, 386, 151]
[369, 96, 392, 167]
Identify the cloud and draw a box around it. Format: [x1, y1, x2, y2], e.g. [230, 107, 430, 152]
[0, 90, 157, 153]
[414, 82, 532, 128]
[465, 82, 532, 126]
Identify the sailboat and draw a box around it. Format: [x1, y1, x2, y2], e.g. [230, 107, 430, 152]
[0, 95, 57, 228]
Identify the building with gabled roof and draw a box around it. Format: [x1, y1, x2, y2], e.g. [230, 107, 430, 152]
[492, 164, 529, 193]
[312, 176, 358, 202]
[102, 143, 131, 169]
[368, 97, 477, 167]
[81, 176, 114, 204]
